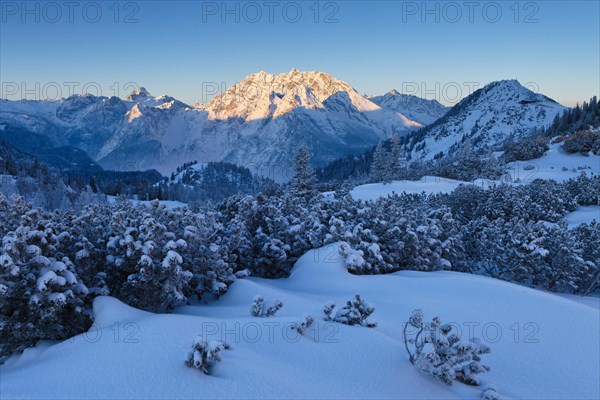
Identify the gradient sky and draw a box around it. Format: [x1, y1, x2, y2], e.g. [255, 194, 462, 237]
[1, 0, 598, 106]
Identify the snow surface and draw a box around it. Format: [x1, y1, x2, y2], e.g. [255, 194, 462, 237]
[505, 143, 600, 183]
[564, 206, 600, 228]
[556, 293, 600, 310]
[2, 244, 598, 399]
[106, 196, 187, 210]
[351, 176, 494, 201]
[352, 144, 600, 202]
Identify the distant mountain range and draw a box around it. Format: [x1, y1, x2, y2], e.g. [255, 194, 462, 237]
[0, 70, 567, 179]
[368, 90, 449, 125]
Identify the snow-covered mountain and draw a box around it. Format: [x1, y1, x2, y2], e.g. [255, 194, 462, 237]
[0, 75, 567, 178]
[368, 90, 449, 125]
[1, 70, 428, 177]
[406, 80, 567, 160]
[197, 69, 425, 177]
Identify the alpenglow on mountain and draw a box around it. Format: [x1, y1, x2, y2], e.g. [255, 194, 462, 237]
[1, 69, 432, 178]
[0, 71, 565, 179]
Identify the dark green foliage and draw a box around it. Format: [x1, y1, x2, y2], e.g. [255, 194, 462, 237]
[561, 129, 600, 155]
[502, 137, 549, 162]
[157, 161, 274, 204]
[291, 146, 318, 200]
[543, 97, 600, 138]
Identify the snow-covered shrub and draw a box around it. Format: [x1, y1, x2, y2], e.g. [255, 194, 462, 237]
[573, 221, 600, 295]
[323, 294, 376, 327]
[102, 201, 248, 311]
[218, 191, 329, 279]
[185, 336, 230, 374]
[323, 302, 336, 320]
[481, 386, 501, 400]
[403, 309, 491, 386]
[565, 173, 600, 206]
[431, 149, 504, 181]
[265, 300, 284, 317]
[471, 181, 577, 223]
[250, 295, 283, 317]
[0, 194, 32, 239]
[562, 129, 600, 155]
[250, 295, 264, 317]
[0, 221, 90, 361]
[502, 136, 549, 162]
[338, 242, 368, 273]
[538, 223, 592, 293]
[292, 314, 315, 335]
[464, 215, 597, 294]
[108, 212, 192, 313]
[177, 209, 247, 301]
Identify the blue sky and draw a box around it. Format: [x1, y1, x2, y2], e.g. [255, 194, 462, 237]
[1, 1, 598, 106]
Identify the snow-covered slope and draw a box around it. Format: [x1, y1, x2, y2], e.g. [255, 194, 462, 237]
[369, 90, 449, 125]
[0, 90, 192, 164]
[564, 206, 600, 228]
[505, 142, 600, 182]
[351, 142, 600, 202]
[407, 80, 567, 160]
[350, 176, 495, 201]
[1, 245, 598, 399]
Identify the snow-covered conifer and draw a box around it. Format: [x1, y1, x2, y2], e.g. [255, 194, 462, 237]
[325, 294, 376, 327]
[250, 295, 283, 317]
[403, 309, 491, 386]
[250, 295, 264, 317]
[293, 314, 315, 335]
[291, 145, 317, 200]
[185, 336, 230, 374]
[370, 143, 390, 183]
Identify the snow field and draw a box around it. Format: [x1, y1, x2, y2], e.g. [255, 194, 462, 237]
[2, 244, 598, 400]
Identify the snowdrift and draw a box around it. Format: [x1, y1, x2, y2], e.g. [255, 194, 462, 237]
[1, 244, 598, 399]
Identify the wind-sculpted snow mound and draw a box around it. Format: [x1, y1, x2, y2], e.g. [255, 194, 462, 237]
[1, 244, 598, 399]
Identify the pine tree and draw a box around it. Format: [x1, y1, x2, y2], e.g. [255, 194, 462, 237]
[291, 145, 317, 200]
[389, 135, 404, 180]
[370, 143, 390, 183]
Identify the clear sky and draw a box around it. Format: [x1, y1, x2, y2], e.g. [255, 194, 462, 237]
[1, 0, 598, 106]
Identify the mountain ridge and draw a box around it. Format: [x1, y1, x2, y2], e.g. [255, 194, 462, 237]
[404, 79, 567, 160]
[0, 73, 565, 179]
